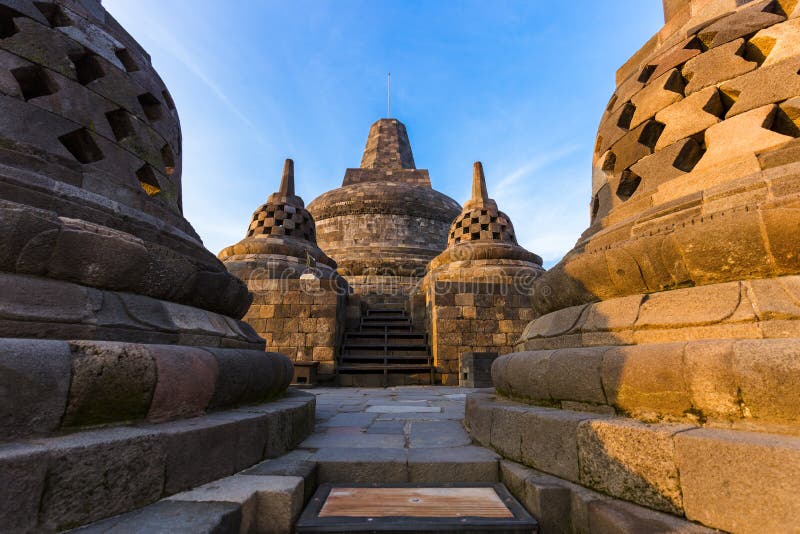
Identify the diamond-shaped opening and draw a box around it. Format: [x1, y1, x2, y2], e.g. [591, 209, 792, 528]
[161, 144, 175, 175]
[471, 232, 480, 240]
[69, 49, 105, 85]
[638, 65, 656, 84]
[137, 92, 163, 121]
[11, 65, 57, 101]
[58, 128, 103, 164]
[162, 89, 175, 110]
[136, 164, 161, 196]
[492, 232, 500, 240]
[673, 137, 706, 172]
[462, 227, 469, 234]
[480, 223, 488, 231]
[638, 120, 666, 151]
[592, 193, 601, 220]
[769, 104, 800, 138]
[601, 152, 617, 172]
[115, 48, 139, 72]
[34, 2, 71, 27]
[617, 102, 636, 130]
[616, 169, 642, 201]
[0, 6, 20, 39]
[105, 109, 134, 141]
[267, 211, 274, 218]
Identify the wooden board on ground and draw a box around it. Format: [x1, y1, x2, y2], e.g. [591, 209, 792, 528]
[296, 483, 538, 533]
[320, 487, 514, 518]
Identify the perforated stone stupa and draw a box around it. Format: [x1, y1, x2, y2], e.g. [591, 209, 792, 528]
[466, 1, 800, 531]
[0, 2, 313, 531]
[307, 118, 460, 298]
[219, 159, 347, 378]
[423, 162, 544, 383]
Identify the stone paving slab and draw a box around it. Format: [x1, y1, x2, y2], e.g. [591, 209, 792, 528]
[409, 420, 471, 448]
[365, 405, 442, 413]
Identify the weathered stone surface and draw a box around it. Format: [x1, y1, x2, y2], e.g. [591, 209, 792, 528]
[0, 443, 48, 534]
[312, 447, 409, 483]
[39, 427, 166, 532]
[630, 69, 685, 128]
[602, 343, 692, 416]
[408, 446, 499, 483]
[73, 500, 242, 534]
[147, 345, 218, 422]
[675, 427, 800, 532]
[169, 474, 304, 534]
[64, 341, 156, 427]
[577, 419, 687, 514]
[409, 420, 471, 448]
[682, 38, 757, 95]
[654, 86, 722, 149]
[0, 338, 71, 439]
[733, 338, 800, 421]
[697, 0, 785, 49]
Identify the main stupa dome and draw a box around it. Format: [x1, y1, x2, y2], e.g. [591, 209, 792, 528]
[307, 118, 460, 295]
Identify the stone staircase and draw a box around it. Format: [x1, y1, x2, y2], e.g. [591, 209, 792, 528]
[337, 306, 433, 386]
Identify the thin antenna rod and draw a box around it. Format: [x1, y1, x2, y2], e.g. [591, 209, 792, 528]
[387, 72, 391, 118]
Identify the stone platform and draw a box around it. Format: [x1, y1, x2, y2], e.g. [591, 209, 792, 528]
[72, 387, 725, 533]
[1, 390, 315, 533]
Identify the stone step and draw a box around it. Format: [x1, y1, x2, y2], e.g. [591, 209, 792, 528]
[342, 343, 428, 352]
[366, 308, 407, 317]
[337, 364, 433, 372]
[362, 316, 411, 323]
[499, 460, 716, 534]
[308, 446, 501, 484]
[2, 392, 316, 533]
[345, 332, 426, 341]
[339, 354, 431, 362]
[465, 391, 800, 533]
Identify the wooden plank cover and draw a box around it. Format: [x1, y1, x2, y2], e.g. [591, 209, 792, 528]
[318, 487, 515, 518]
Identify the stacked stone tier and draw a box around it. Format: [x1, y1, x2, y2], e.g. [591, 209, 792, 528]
[308, 181, 460, 281]
[537, 0, 800, 315]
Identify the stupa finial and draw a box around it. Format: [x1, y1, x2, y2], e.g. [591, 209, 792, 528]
[279, 158, 295, 196]
[464, 161, 497, 211]
[472, 162, 489, 203]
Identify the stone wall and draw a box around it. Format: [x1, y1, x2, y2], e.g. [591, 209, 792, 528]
[243, 278, 346, 377]
[424, 280, 534, 385]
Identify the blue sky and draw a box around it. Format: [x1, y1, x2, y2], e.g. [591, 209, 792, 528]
[105, 1, 663, 267]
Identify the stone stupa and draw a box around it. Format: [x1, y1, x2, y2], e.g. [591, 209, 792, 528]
[0, 2, 312, 531]
[307, 118, 461, 299]
[219, 159, 347, 378]
[423, 162, 544, 383]
[466, 0, 800, 531]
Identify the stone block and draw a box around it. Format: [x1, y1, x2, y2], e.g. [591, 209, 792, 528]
[169, 474, 304, 534]
[409, 420, 471, 448]
[675, 427, 800, 532]
[547, 347, 607, 405]
[312, 447, 409, 483]
[586, 499, 713, 534]
[64, 341, 156, 428]
[654, 86, 722, 149]
[243, 450, 317, 502]
[73, 500, 242, 534]
[733, 338, 800, 421]
[500, 350, 554, 400]
[630, 69, 685, 128]
[465, 393, 493, 446]
[408, 446, 499, 483]
[518, 407, 603, 483]
[0, 338, 71, 439]
[697, 0, 784, 49]
[682, 38, 757, 95]
[602, 343, 692, 416]
[683, 340, 740, 418]
[147, 345, 218, 422]
[459, 351, 498, 388]
[38, 427, 166, 532]
[0, 443, 48, 534]
[577, 418, 687, 514]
